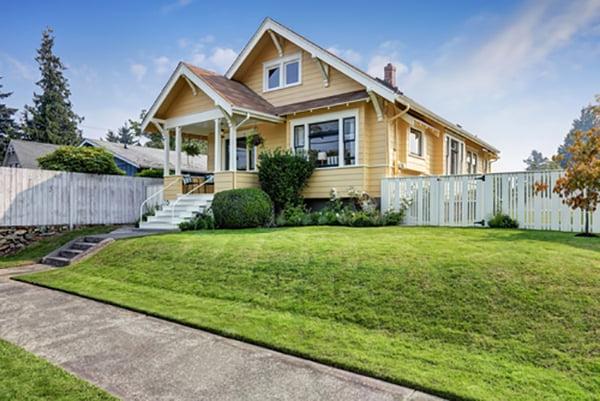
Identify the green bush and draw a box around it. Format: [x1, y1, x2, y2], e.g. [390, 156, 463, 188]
[381, 210, 405, 226]
[136, 168, 169, 178]
[488, 213, 519, 229]
[258, 148, 315, 212]
[38, 146, 124, 175]
[276, 205, 314, 226]
[179, 211, 215, 231]
[212, 188, 273, 228]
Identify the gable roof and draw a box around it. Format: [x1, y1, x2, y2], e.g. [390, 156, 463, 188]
[2, 139, 60, 169]
[184, 63, 277, 116]
[81, 139, 208, 173]
[226, 17, 499, 154]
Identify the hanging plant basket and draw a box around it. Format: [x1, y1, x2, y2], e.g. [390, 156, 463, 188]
[246, 132, 265, 148]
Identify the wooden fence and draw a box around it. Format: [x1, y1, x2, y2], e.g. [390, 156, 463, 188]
[0, 167, 163, 227]
[381, 170, 600, 233]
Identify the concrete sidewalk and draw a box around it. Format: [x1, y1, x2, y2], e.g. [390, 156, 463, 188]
[0, 272, 444, 401]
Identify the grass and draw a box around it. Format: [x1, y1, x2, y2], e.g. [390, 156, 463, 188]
[18, 226, 600, 401]
[0, 338, 116, 401]
[0, 226, 115, 269]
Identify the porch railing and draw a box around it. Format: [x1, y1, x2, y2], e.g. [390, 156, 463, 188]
[138, 177, 179, 225]
[170, 175, 214, 222]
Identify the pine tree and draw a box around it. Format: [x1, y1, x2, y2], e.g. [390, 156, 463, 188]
[22, 27, 83, 145]
[0, 76, 21, 159]
[557, 106, 600, 168]
[116, 124, 137, 145]
[523, 150, 559, 171]
[105, 130, 119, 143]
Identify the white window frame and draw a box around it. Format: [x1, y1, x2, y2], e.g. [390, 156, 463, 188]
[289, 109, 360, 169]
[409, 128, 424, 157]
[263, 53, 302, 92]
[221, 130, 258, 172]
[444, 133, 465, 175]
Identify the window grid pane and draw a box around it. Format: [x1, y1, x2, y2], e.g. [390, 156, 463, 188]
[267, 66, 280, 89]
[343, 117, 356, 165]
[309, 120, 339, 168]
[285, 61, 299, 85]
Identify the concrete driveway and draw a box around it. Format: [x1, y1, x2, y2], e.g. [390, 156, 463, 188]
[0, 269, 444, 401]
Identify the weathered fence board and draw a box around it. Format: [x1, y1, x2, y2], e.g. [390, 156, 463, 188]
[381, 170, 600, 233]
[0, 167, 162, 227]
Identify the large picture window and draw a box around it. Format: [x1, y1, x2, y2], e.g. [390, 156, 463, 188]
[292, 111, 357, 168]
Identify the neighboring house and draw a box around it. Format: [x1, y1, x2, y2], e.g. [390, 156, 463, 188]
[80, 139, 208, 176]
[2, 138, 208, 177]
[140, 17, 500, 202]
[2, 139, 60, 168]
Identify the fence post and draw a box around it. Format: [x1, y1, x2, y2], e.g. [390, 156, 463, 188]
[68, 172, 74, 230]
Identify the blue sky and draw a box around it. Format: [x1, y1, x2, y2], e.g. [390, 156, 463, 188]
[1, 0, 599, 171]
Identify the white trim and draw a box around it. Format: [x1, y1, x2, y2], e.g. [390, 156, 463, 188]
[444, 132, 465, 175]
[314, 58, 330, 87]
[226, 18, 397, 102]
[164, 108, 224, 129]
[408, 127, 424, 158]
[288, 109, 359, 169]
[231, 107, 285, 123]
[221, 129, 258, 172]
[141, 63, 233, 132]
[262, 52, 302, 92]
[175, 126, 182, 176]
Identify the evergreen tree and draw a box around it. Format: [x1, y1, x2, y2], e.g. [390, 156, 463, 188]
[133, 109, 165, 149]
[105, 129, 119, 143]
[523, 150, 559, 171]
[0, 76, 21, 159]
[557, 106, 600, 168]
[22, 27, 83, 145]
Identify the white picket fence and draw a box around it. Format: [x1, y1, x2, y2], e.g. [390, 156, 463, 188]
[381, 170, 600, 233]
[0, 167, 163, 227]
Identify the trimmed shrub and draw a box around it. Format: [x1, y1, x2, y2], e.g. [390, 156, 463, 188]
[212, 188, 273, 228]
[258, 148, 315, 212]
[179, 211, 215, 231]
[38, 146, 124, 175]
[488, 213, 519, 229]
[136, 168, 167, 178]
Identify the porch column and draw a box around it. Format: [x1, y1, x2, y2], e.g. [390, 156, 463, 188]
[228, 122, 237, 171]
[175, 126, 182, 176]
[163, 129, 170, 176]
[214, 118, 221, 172]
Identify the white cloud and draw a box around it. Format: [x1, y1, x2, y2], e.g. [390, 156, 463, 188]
[208, 47, 237, 73]
[190, 53, 206, 66]
[129, 63, 147, 81]
[153, 56, 173, 75]
[161, 0, 192, 13]
[2, 55, 36, 81]
[327, 46, 362, 65]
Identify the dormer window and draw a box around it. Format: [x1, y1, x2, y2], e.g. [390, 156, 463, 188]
[263, 53, 301, 92]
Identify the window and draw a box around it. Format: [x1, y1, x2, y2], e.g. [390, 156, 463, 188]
[445, 136, 464, 175]
[225, 136, 256, 171]
[409, 128, 423, 156]
[466, 151, 478, 174]
[263, 54, 301, 91]
[343, 117, 356, 165]
[292, 111, 357, 168]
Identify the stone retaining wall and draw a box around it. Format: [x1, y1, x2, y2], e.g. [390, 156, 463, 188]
[0, 226, 72, 257]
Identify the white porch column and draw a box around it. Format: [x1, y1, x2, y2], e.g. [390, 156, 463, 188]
[175, 126, 182, 176]
[214, 118, 221, 172]
[229, 122, 237, 171]
[163, 129, 170, 176]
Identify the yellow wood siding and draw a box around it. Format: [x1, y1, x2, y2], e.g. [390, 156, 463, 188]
[157, 78, 215, 119]
[235, 172, 260, 188]
[302, 167, 366, 199]
[234, 36, 363, 107]
[164, 175, 183, 201]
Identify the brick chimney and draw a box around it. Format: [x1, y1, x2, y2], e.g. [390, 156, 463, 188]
[384, 63, 396, 87]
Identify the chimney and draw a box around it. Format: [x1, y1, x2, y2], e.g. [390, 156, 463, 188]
[384, 63, 396, 87]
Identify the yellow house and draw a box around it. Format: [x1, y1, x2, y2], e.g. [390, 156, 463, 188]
[141, 17, 499, 205]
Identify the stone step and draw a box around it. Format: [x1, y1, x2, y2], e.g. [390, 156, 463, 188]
[71, 241, 95, 251]
[84, 236, 105, 244]
[59, 249, 83, 259]
[42, 256, 71, 267]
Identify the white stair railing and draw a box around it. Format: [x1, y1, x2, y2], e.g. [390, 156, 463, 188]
[139, 178, 179, 225]
[170, 176, 214, 222]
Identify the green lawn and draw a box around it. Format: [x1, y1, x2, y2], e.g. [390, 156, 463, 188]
[0, 226, 115, 269]
[0, 338, 116, 401]
[18, 227, 600, 401]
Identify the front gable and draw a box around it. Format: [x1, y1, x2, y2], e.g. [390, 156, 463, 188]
[232, 33, 364, 107]
[156, 77, 215, 119]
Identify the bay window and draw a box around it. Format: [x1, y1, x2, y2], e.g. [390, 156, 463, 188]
[291, 111, 358, 168]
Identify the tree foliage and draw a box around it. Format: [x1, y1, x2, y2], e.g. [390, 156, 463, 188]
[22, 28, 82, 145]
[182, 139, 206, 163]
[257, 148, 316, 212]
[553, 96, 600, 235]
[557, 105, 600, 168]
[38, 146, 124, 175]
[0, 76, 21, 160]
[523, 149, 560, 171]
